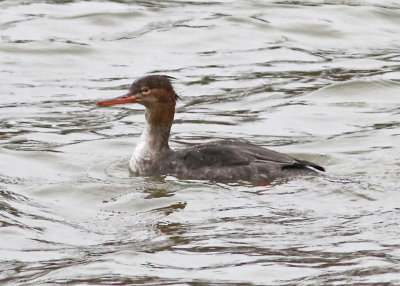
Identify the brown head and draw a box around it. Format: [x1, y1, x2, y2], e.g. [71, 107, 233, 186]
[97, 75, 178, 126]
[97, 75, 178, 107]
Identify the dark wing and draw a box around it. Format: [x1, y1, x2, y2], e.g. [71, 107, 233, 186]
[175, 140, 296, 169]
[161, 140, 324, 179]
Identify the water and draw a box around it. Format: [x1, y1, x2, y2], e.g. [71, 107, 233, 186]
[1, 0, 400, 285]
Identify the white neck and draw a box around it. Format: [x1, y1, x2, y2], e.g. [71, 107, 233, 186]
[129, 119, 173, 175]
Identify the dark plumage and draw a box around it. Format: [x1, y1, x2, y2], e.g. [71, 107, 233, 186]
[153, 140, 324, 181]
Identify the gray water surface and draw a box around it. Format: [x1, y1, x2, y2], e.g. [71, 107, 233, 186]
[1, 1, 400, 285]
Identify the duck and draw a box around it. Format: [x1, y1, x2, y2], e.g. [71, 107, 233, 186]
[97, 75, 325, 182]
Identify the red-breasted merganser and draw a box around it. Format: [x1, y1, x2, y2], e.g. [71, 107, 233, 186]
[97, 75, 325, 182]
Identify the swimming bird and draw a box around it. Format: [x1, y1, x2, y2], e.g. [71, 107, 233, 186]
[97, 75, 325, 182]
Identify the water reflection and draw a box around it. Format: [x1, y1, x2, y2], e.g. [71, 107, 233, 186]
[1, 0, 400, 285]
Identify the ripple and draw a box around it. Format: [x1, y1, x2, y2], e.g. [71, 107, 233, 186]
[1, 0, 400, 285]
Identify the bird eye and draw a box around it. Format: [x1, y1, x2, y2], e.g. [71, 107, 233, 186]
[141, 87, 150, 94]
